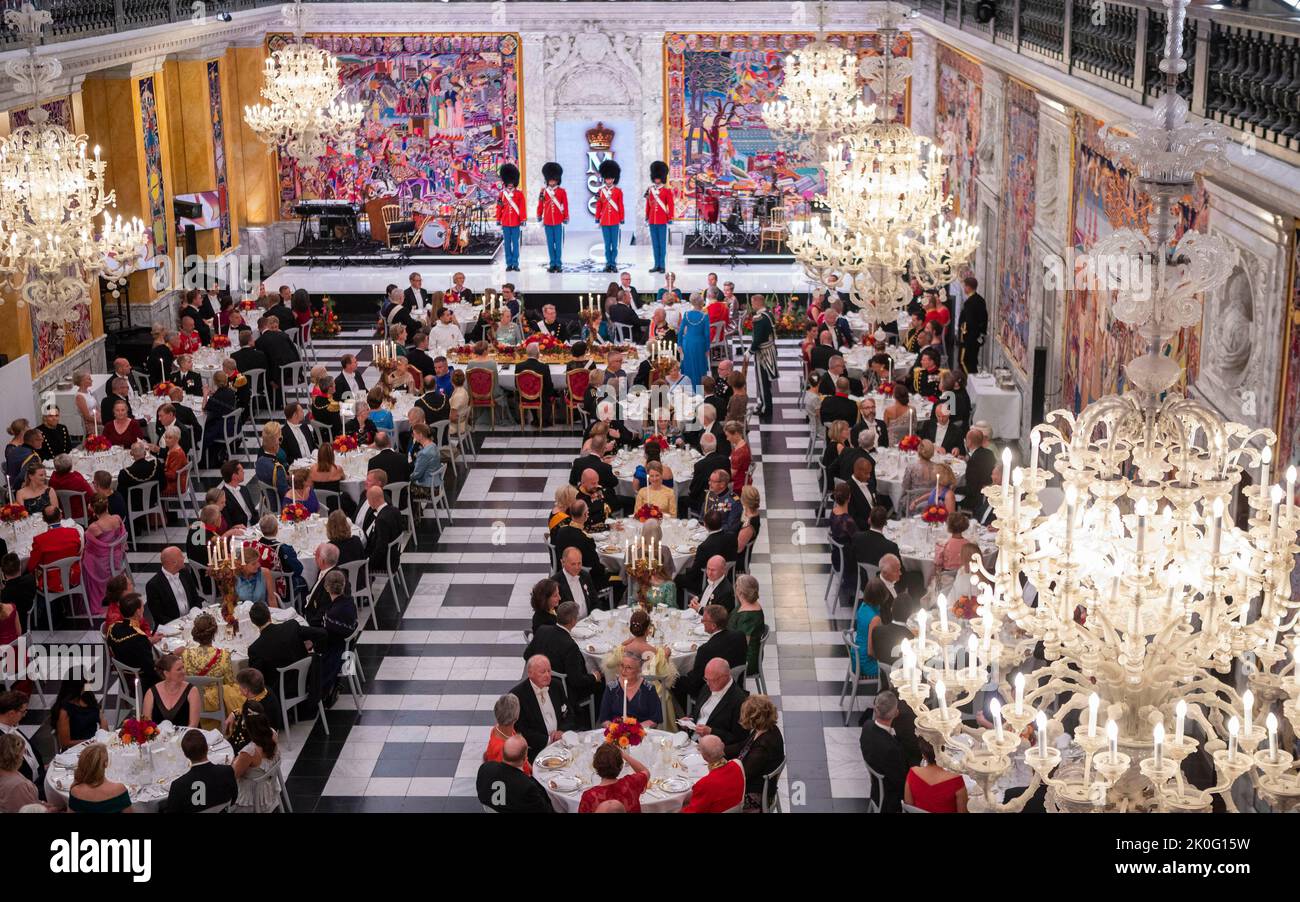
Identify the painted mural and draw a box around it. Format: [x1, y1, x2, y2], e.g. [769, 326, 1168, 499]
[1277, 231, 1300, 471]
[139, 75, 168, 261]
[1063, 112, 1207, 412]
[273, 33, 523, 218]
[934, 44, 981, 224]
[664, 31, 910, 218]
[996, 79, 1037, 377]
[207, 60, 232, 251]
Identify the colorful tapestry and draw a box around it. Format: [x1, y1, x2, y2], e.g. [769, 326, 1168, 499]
[272, 33, 523, 219]
[1062, 112, 1207, 412]
[8, 97, 72, 130]
[139, 75, 168, 260]
[996, 79, 1037, 376]
[934, 44, 981, 223]
[207, 60, 232, 250]
[1277, 231, 1300, 470]
[664, 31, 909, 218]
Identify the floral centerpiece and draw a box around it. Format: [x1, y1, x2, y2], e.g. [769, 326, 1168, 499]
[238, 298, 259, 311]
[875, 383, 894, 397]
[281, 503, 310, 524]
[118, 718, 159, 745]
[922, 504, 949, 524]
[313, 295, 341, 336]
[211, 334, 232, 350]
[634, 504, 664, 522]
[0, 504, 27, 524]
[332, 434, 359, 453]
[897, 434, 921, 452]
[643, 434, 669, 451]
[84, 435, 111, 453]
[603, 716, 646, 748]
[153, 381, 176, 397]
[523, 332, 564, 352]
[951, 594, 980, 620]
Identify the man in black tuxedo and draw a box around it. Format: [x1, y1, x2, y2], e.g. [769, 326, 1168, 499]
[162, 730, 238, 813]
[247, 601, 327, 710]
[688, 657, 749, 744]
[173, 357, 204, 397]
[511, 656, 573, 761]
[401, 272, 433, 325]
[957, 276, 988, 374]
[280, 402, 316, 464]
[818, 376, 859, 427]
[100, 376, 133, 426]
[551, 500, 609, 596]
[959, 427, 997, 512]
[554, 546, 599, 614]
[266, 286, 296, 333]
[879, 553, 924, 624]
[687, 555, 734, 612]
[230, 329, 269, 383]
[818, 357, 864, 398]
[146, 547, 201, 625]
[524, 602, 602, 727]
[404, 331, 438, 382]
[476, 734, 554, 812]
[567, 434, 618, 493]
[673, 510, 736, 599]
[178, 291, 209, 341]
[360, 485, 402, 574]
[846, 457, 880, 530]
[116, 441, 163, 501]
[218, 460, 258, 528]
[834, 428, 875, 484]
[859, 690, 908, 812]
[687, 434, 731, 516]
[809, 332, 836, 374]
[515, 344, 557, 425]
[302, 544, 343, 628]
[672, 604, 748, 712]
[919, 403, 966, 454]
[334, 354, 368, 401]
[368, 432, 410, 485]
[606, 292, 642, 343]
[156, 400, 197, 455]
[851, 506, 900, 573]
[254, 315, 301, 405]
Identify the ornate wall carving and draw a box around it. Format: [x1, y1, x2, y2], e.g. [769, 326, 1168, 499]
[975, 66, 1004, 192]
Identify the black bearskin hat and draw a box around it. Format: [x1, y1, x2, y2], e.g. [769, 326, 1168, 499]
[498, 163, 519, 188]
[542, 161, 563, 184]
[599, 159, 621, 184]
[649, 160, 669, 183]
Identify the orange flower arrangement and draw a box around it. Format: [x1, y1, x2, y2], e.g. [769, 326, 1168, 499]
[951, 595, 980, 620]
[603, 716, 646, 748]
[280, 503, 310, 524]
[0, 504, 27, 523]
[898, 434, 921, 452]
[922, 504, 949, 524]
[153, 381, 176, 397]
[84, 435, 111, 452]
[211, 335, 232, 350]
[634, 504, 664, 522]
[332, 434, 359, 453]
[118, 718, 159, 745]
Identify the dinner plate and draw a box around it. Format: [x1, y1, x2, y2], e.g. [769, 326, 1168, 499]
[671, 641, 697, 653]
[675, 544, 696, 555]
[678, 753, 705, 769]
[536, 752, 572, 769]
[585, 643, 613, 655]
[549, 775, 580, 792]
[659, 776, 691, 794]
[600, 544, 622, 554]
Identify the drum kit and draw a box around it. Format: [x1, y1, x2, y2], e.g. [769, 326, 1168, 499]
[406, 201, 488, 253]
[690, 178, 783, 250]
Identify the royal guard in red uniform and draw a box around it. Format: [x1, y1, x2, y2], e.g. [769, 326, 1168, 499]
[644, 160, 674, 273]
[595, 159, 624, 273]
[496, 162, 526, 272]
[537, 161, 568, 273]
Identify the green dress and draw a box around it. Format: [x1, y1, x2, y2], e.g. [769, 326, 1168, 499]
[730, 607, 765, 676]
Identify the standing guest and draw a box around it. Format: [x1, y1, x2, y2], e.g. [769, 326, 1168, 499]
[729, 575, 766, 678]
[318, 570, 357, 706]
[677, 295, 711, 388]
[859, 689, 908, 812]
[81, 497, 126, 616]
[724, 420, 751, 493]
[578, 743, 651, 813]
[956, 276, 987, 374]
[49, 677, 107, 750]
[162, 730, 238, 813]
[230, 701, 283, 813]
[476, 734, 553, 812]
[680, 735, 746, 813]
[67, 743, 133, 813]
[71, 372, 97, 436]
[483, 694, 532, 774]
[143, 653, 200, 727]
[724, 694, 784, 811]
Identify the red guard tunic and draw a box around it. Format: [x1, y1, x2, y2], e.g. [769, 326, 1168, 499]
[496, 188, 526, 227]
[595, 185, 624, 226]
[644, 184, 674, 225]
[537, 186, 569, 226]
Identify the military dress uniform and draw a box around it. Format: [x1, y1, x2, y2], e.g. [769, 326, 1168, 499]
[496, 163, 526, 272]
[577, 487, 610, 528]
[595, 159, 624, 272]
[957, 291, 988, 374]
[703, 488, 742, 533]
[538, 162, 569, 272]
[750, 307, 778, 416]
[645, 160, 674, 273]
[911, 365, 943, 400]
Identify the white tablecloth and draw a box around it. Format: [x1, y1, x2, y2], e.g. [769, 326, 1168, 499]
[291, 448, 376, 503]
[45, 728, 234, 812]
[572, 606, 707, 674]
[68, 446, 138, 485]
[967, 373, 1023, 439]
[619, 391, 705, 430]
[340, 393, 417, 432]
[156, 600, 303, 666]
[883, 518, 997, 583]
[131, 392, 206, 440]
[871, 447, 966, 508]
[242, 515, 364, 584]
[534, 728, 709, 813]
[841, 344, 917, 379]
[594, 517, 708, 576]
[610, 446, 700, 499]
[190, 346, 230, 384]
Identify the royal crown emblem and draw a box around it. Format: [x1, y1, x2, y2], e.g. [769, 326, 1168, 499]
[586, 121, 614, 151]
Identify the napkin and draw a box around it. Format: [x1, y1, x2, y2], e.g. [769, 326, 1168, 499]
[94, 729, 113, 745]
[54, 749, 82, 768]
[672, 731, 691, 748]
[562, 731, 581, 746]
[204, 728, 224, 746]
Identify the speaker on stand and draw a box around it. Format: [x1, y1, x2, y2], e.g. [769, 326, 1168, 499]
[1030, 345, 1049, 429]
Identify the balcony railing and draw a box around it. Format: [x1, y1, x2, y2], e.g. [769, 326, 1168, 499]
[922, 0, 1300, 162]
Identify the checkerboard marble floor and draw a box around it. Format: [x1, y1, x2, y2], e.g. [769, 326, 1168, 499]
[22, 332, 875, 813]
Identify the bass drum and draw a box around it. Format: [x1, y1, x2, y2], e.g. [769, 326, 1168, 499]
[698, 191, 720, 224]
[421, 219, 449, 248]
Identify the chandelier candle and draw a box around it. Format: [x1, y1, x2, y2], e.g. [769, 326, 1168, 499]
[1244, 690, 1255, 736]
[1228, 717, 1240, 763]
[1036, 711, 1047, 758]
[991, 699, 1004, 742]
[1260, 445, 1272, 498]
[1107, 719, 1118, 762]
[1153, 723, 1164, 768]
[937, 593, 949, 632]
[916, 609, 928, 656]
[1175, 699, 1187, 744]
[1014, 672, 1025, 716]
[1267, 713, 1279, 762]
[1088, 693, 1099, 738]
[1001, 449, 1011, 496]
[935, 680, 948, 718]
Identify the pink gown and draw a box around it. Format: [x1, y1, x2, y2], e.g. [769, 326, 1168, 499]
[82, 523, 126, 615]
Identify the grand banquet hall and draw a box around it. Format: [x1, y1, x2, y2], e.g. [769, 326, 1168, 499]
[0, 0, 1299, 823]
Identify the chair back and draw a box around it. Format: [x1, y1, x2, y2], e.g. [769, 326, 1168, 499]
[865, 762, 885, 812]
[280, 362, 307, 401]
[380, 204, 401, 227]
[384, 480, 410, 510]
[760, 756, 786, 813]
[709, 320, 726, 344]
[126, 479, 160, 515]
[243, 368, 268, 408]
[185, 674, 227, 724]
[827, 532, 848, 577]
[219, 408, 243, 442]
[428, 418, 451, 451]
[610, 322, 634, 344]
[308, 420, 334, 445]
[38, 556, 81, 597]
[466, 367, 496, 406]
[55, 489, 88, 525]
[277, 656, 314, 709]
[565, 367, 591, 403]
[314, 488, 341, 513]
[515, 369, 543, 402]
[729, 662, 747, 687]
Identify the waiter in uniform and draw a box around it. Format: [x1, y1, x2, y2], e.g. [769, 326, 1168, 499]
[957, 275, 988, 374]
[595, 160, 624, 273]
[645, 160, 674, 274]
[748, 294, 778, 417]
[538, 162, 568, 273]
[496, 163, 526, 272]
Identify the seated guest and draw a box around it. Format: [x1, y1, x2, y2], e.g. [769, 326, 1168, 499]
[15, 461, 55, 517]
[673, 609, 747, 713]
[280, 403, 316, 463]
[409, 424, 440, 499]
[633, 460, 676, 517]
[202, 372, 239, 461]
[688, 555, 733, 613]
[852, 578, 889, 678]
[553, 546, 596, 616]
[851, 505, 901, 571]
[334, 354, 367, 401]
[729, 574, 765, 677]
[725, 694, 784, 811]
[247, 602, 326, 701]
[115, 440, 162, 502]
[282, 468, 318, 515]
[510, 655, 573, 761]
[161, 426, 188, 497]
[218, 460, 258, 528]
[687, 656, 748, 745]
[145, 547, 200, 625]
[368, 431, 410, 485]
[578, 742, 652, 813]
[959, 427, 997, 513]
[344, 400, 377, 446]
[360, 484, 401, 574]
[687, 434, 731, 515]
[525, 602, 601, 724]
[366, 387, 395, 435]
[878, 553, 924, 624]
[67, 743, 133, 813]
[98, 378, 132, 427]
[102, 400, 145, 450]
[307, 443, 348, 513]
[568, 433, 618, 494]
[859, 689, 908, 812]
[27, 507, 83, 595]
[483, 695, 532, 774]
[494, 307, 524, 345]
[909, 462, 958, 518]
[529, 577, 561, 632]
[575, 468, 611, 528]
[681, 734, 746, 813]
[310, 377, 344, 438]
[174, 354, 204, 397]
[143, 653, 201, 727]
[597, 651, 662, 728]
[229, 700, 283, 813]
[0, 733, 40, 813]
[49, 677, 107, 750]
[476, 734, 553, 812]
[919, 402, 966, 455]
[549, 485, 578, 533]
[162, 729, 238, 813]
[551, 500, 610, 596]
[181, 612, 244, 722]
[234, 544, 278, 608]
[631, 440, 675, 492]
[36, 409, 72, 461]
[254, 423, 290, 502]
[1, 553, 36, 634]
[905, 736, 968, 812]
[846, 457, 879, 530]
[326, 509, 366, 566]
[48, 454, 94, 520]
[225, 668, 284, 748]
[253, 514, 307, 603]
[673, 510, 736, 599]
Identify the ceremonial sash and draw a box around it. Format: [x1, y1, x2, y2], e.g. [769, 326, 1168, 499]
[545, 187, 564, 214]
[600, 186, 620, 215]
[502, 190, 520, 217]
[650, 187, 668, 213]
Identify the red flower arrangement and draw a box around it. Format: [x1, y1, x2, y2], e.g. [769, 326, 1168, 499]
[926, 395, 940, 404]
[875, 383, 894, 396]
[312, 295, 341, 337]
[634, 504, 664, 522]
[951, 595, 980, 620]
[523, 332, 564, 352]
[332, 434, 359, 453]
[898, 434, 921, 452]
[153, 381, 176, 397]
[238, 298, 259, 311]
[119, 718, 159, 745]
[603, 716, 646, 748]
[644, 434, 669, 451]
[211, 334, 232, 350]
[0, 504, 27, 523]
[922, 504, 949, 524]
[281, 503, 311, 524]
[84, 435, 111, 453]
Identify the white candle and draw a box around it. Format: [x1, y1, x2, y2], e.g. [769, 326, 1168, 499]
[916, 608, 928, 654]
[1243, 689, 1254, 735]
[1267, 712, 1279, 762]
[990, 698, 1004, 742]
[1088, 692, 1099, 738]
[1153, 722, 1164, 767]
[937, 593, 949, 631]
[1175, 699, 1187, 744]
[1228, 716, 1239, 762]
[1260, 445, 1272, 495]
[1134, 497, 1149, 560]
[1064, 484, 1078, 552]
[1211, 497, 1223, 556]
[967, 635, 978, 682]
[622, 679, 628, 719]
[1036, 711, 1047, 757]
[1269, 484, 1284, 549]
[1107, 719, 1118, 761]
[1014, 672, 1025, 715]
[981, 604, 992, 652]
[1029, 432, 1040, 473]
[1001, 448, 1011, 495]
[935, 680, 948, 717]
[908, 409, 914, 436]
[1287, 465, 1297, 524]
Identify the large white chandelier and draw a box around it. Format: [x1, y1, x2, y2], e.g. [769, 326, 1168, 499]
[0, 3, 146, 323]
[892, 0, 1300, 813]
[760, 0, 870, 159]
[244, 0, 363, 166]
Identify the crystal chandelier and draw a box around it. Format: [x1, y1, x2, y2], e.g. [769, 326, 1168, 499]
[244, 0, 363, 166]
[891, 0, 1300, 813]
[0, 3, 146, 323]
[761, 0, 871, 160]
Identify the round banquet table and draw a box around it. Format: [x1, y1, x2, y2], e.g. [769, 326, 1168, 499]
[882, 517, 998, 583]
[68, 446, 142, 485]
[533, 728, 710, 813]
[340, 392, 416, 433]
[870, 447, 966, 509]
[842, 343, 917, 379]
[190, 346, 229, 384]
[571, 606, 709, 675]
[619, 391, 705, 432]
[610, 445, 701, 500]
[594, 516, 708, 576]
[45, 727, 234, 812]
[241, 515, 365, 584]
[291, 448, 376, 503]
[155, 600, 305, 666]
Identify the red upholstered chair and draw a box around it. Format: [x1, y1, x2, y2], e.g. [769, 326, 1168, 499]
[466, 367, 496, 427]
[516, 370, 545, 430]
[563, 368, 591, 427]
